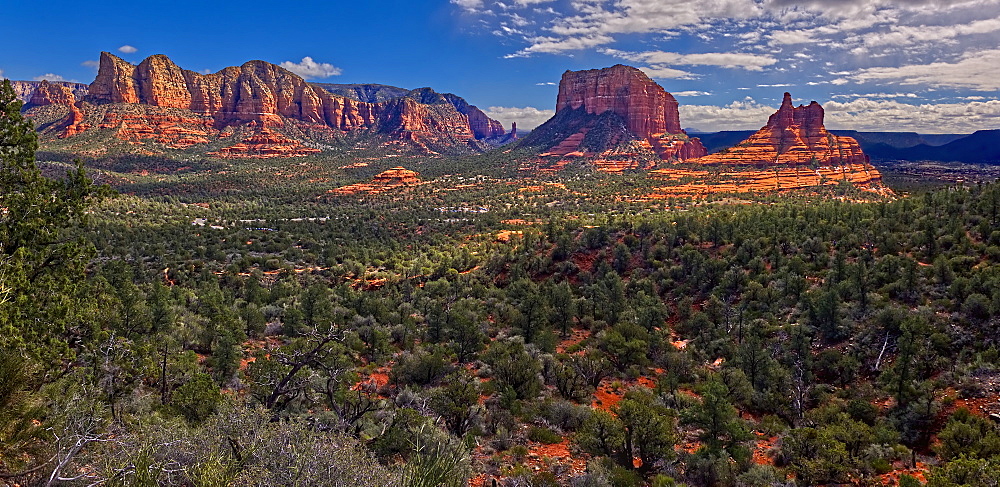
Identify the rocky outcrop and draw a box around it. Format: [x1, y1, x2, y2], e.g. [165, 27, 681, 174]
[209, 123, 321, 158]
[24, 81, 87, 138]
[330, 167, 422, 195]
[372, 166, 420, 185]
[693, 93, 868, 166]
[10, 80, 89, 105]
[25, 80, 77, 109]
[519, 64, 706, 168]
[441, 93, 504, 139]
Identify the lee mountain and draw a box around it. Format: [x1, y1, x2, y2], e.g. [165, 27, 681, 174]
[17, 52, 512, 159]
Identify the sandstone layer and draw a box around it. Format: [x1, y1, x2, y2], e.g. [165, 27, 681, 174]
[648, 164, 887, 196]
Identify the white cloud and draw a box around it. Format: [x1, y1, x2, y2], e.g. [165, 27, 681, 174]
[673, 90, 712, 96]
[850, 48, 1000, 90]
[279, 57, 343, 79]
[603, 48, 777, 70]
[514, 0, 554, 5]
[483, 106, 556, 130]
[640, 65, 697, 79]
[505, 34, 614, 57]
[0, 69, 4, 79]
[823, 98, 1000, 133]
[683, 94, 1000, 133]
[680, 97, 776, 131]
[768, 30, 816, 45]
[757, 83, 793, 87]
[118, 45, 138, 54]
[81, 60, 100, 70]
[451, 0, 483, 11]
[831, 92, 918, 99]
[33, 73, 69, 82]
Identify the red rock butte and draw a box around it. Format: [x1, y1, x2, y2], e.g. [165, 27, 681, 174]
[524, 64, 706, 169]
[650, 93, 887, 195]
[556, 64, 685, 139]
[693, 92, 869, 167]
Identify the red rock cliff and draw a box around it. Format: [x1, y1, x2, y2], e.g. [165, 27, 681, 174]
[83, 52, 501, 145]
[556, 64, 684, 138]
[25, 80, 77, 108]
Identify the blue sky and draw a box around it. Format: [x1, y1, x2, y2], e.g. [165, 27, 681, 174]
[3, 0, 1000, 133]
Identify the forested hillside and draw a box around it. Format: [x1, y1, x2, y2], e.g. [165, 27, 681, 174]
[5, 78, 1000, 486]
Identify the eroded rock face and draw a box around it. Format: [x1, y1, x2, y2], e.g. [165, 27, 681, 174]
[24, 81, 87, 138]
[694, 93, 869, 166]
[25, 80, 77, 109]
[75, 52, 503, 155]
[521, 64, 706, 167]
[10, 80, 90, 105]
[556, 64, 684, 138]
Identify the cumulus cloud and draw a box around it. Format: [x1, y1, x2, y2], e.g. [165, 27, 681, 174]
[603, 49, 777, 70]
[850, 49, 1000, 90]
[33, 73, 69, 82]
[673, 91, 712, 96]
[279, 57, 343, 79]
[680, 97, 776, 131]
[823, 98, 1000, 133]
[118, 45, 138, 54]
[856, 16, 1000, 50]
[505, 34, 614, 57]
[831, 92, 919, 99]
[81, 60, 100, 70]
[483, 106, 556, 130]
[640, 66, 697, 79]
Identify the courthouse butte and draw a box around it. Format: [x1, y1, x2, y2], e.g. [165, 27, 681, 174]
[517, 64, 708, 173]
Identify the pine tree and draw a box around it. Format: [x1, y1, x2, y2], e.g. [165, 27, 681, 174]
[0, 78, 107, 369]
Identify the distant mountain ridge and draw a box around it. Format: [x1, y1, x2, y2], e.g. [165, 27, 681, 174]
[866, 130, 1000, 164]
[17, 52, 509, 159]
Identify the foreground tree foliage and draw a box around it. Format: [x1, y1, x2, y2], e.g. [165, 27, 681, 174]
[8, 74, 1000, 484]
